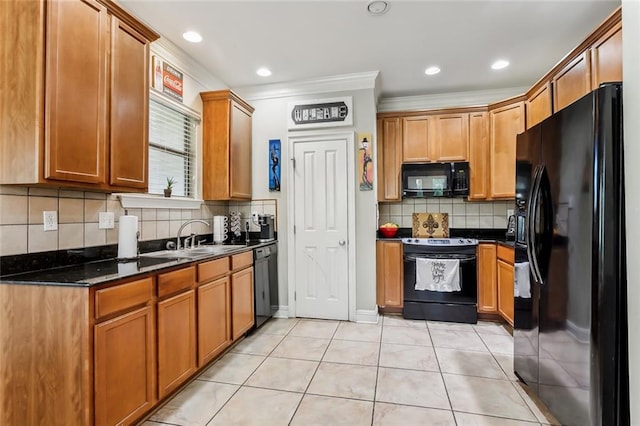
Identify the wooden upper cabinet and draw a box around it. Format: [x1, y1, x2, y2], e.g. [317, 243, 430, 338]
[489, 100, 525, 199]
[200, 90, 255, 200]
[591, 21, 622, 88]
[468, 112, 489, 200]
[109, 17, 149, 189]
[377, 118, 402, 202]
[0, 0, 158, 191]
[526, 82, 552, 129]
[552, 51, 591, 112]
[402, 116, 432, 162]
[45, 0, 108, 184]
[432, 113, 469, 161]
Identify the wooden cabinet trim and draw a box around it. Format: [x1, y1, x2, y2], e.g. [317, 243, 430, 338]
[376, 240, 403, 309]
[98, 0, 159, 41]
[157, 266, 195, 299]
[197, 276, 232, 366]
[590, 21, 622, 88]
[468, 112, 489, 200]
[526, 81, 553, 129]
[95, 277, 153, 320]
[477, 243, 498, 314]
[552, 51, 592, 111]
[231, 266, 255, 340]
[497, 258, 515, 325]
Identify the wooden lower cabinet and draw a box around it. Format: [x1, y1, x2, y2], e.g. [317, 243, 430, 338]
[157, 289, 197, 399]
[198, 276, 232, 366]
[497, 258, 515, 326]
[376, 240, 403, 310]
[231, 266, 255, 340]
[477, 243, 498, 313]
[94, 306, 156, 426]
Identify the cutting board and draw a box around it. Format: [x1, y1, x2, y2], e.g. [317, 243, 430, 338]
[412, 213, 449, 238]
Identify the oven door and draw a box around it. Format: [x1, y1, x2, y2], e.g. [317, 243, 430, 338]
[403, 253, 477, 305]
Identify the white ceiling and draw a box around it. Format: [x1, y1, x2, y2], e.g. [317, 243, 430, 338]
[120, 0, 620, 99]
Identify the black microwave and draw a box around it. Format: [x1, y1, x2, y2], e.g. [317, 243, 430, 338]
[401, 162, 469, 198]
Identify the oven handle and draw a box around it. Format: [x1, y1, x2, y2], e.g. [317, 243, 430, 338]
[403, 254, 476, 262]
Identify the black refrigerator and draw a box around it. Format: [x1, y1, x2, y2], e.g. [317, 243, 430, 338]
[513, 83, 628, 426]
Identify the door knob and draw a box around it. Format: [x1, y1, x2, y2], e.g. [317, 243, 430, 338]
[339, 240, 346, 246]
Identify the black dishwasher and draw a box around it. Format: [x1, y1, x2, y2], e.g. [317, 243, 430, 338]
[253, 243, 278, 329]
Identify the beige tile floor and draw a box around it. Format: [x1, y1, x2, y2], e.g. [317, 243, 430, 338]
[141, 315, 559, 426]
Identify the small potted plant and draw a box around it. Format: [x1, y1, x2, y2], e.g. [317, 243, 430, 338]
[164, 177, 175, 197]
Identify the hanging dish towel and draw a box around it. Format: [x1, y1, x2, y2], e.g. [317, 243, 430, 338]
[415, 258, 461, 292]
[514, 262, 531, 298]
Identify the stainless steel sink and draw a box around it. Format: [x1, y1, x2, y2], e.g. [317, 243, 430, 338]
[140, 245, 248, 260]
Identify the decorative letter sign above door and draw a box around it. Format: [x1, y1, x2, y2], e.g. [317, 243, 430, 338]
[287, 97, 353, 130]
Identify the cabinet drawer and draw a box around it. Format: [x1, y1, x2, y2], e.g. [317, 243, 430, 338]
[95, 277, 153, 320]
[157, 266, 195, 299]
[198, 257, 229, 283]
[497, 245, 515, 264]
[231, 251, 253, 271]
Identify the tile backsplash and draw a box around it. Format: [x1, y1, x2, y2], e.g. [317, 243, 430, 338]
[378, 198, 514, 230]
[0, 185, 277, 256]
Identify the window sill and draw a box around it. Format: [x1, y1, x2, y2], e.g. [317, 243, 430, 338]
[116, 193, 203, 210]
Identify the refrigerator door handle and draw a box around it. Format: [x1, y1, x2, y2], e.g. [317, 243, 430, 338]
[526, 165, 544, 285]
[537, 165, 555, 283]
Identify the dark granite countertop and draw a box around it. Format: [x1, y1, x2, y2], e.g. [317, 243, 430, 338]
[0, 236, 276, 287]
[376, 228, 514, 244]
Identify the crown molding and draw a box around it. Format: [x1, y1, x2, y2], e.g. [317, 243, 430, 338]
[377, 86, 529, 112]
[151, 38, 227, 92]
[235, 71, 380, 101]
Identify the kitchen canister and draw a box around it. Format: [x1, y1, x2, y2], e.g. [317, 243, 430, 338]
[117, 214, 139, 260]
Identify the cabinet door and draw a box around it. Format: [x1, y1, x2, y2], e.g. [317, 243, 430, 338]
[489, 101, 524, 199]
[109, 18, 149, 189]
[552, 51, 591, 111]
[497, 259, 514, 325]
[198, 276, 232, 366]
[476, 244, 497, 313]
[377, 118, 402, 202]
[526, 82, 553, 129]
[468, 112, 489, 200]
[45, 0, 107, 184]
[232, 266, 254, 340]
[402, 116, 433, 162]
[591, 22, 622, 88]
[229, 101, 252, 199]
[95, 306, 155, 426]
[376, 241, 403, 308]
[158, 290, 197, 399]
[432, 113, 469, 161]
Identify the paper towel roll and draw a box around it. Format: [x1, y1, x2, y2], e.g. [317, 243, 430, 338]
[118, 215, 139, 259]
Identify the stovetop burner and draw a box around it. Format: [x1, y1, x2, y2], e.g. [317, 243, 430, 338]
[402, 238, 478, 246]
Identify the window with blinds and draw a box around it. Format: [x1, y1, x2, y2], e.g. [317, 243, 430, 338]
[148, 98, 197, 197]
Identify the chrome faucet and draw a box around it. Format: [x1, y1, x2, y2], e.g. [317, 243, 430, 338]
[176, 220, 210, 250]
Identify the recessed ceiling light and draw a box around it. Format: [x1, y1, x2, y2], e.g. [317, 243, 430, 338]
[256, 67, 272, 77]
[425, 66, 441, 76]
[491, 59, 510, 70]
[182, 31, 202, 43]
[367, 1, 389, 15]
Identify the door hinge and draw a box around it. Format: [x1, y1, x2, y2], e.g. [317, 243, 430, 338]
[294, 291, 296, 301]
[293, 225, 296, 234]
[291, 158, 296, 169]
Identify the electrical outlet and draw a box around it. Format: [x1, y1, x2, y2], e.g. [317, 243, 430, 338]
[43, 211, 58, 231]
[99, 212, 115, 229]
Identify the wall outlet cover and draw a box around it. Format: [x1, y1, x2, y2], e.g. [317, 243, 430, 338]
[43, 211, 58, 231]
[99, 212, 115, 229]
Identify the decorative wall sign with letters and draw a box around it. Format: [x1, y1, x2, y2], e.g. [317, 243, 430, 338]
[152, 55, 184, 102]
[287, 96, 353, 130]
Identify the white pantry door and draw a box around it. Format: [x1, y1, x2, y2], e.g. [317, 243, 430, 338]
[293, 138, 349, 320]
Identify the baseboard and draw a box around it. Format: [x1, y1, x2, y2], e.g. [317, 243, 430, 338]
[273, 306, 289, 318]
[356, 309, 380, 324]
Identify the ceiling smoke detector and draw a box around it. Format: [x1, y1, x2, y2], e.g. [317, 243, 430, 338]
[367, 1, 389, 16]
